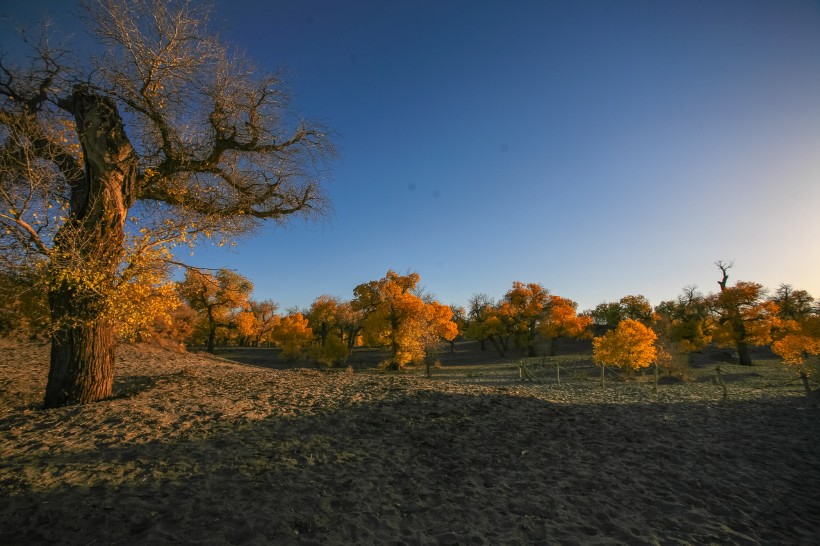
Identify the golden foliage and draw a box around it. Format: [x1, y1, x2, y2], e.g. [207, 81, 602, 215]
[312, 333, 350, 366]
[178, 268, 253, 351]
[178, 269, 253, 318]
[539, 295, 592, 339]
[353, 270, 457, 369]
[711, 282, 776, 349]
[593, 319, 658, 371]
[771, 317, 820, 375]
[272, 313, 313, 361]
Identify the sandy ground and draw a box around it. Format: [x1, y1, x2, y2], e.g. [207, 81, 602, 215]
[1, 342, 819, 545]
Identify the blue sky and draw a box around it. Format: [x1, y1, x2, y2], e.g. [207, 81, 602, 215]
[4, 1, 820, 311]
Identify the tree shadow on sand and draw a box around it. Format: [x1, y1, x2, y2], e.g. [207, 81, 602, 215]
[1, 392, 818, 545]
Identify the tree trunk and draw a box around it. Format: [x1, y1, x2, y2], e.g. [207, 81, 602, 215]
[207, 324, 217, 353]
[799, 370, 811, 396]
[737, 341, 752, 366]
[527, 324, 538, 357]
[45, 296, 116, 407]
[44, 87, 138, 408]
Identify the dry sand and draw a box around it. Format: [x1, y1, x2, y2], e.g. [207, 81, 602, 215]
[1, 342, 818, 545]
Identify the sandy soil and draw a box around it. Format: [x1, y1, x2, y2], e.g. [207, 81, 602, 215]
[1, 341, 818, 545]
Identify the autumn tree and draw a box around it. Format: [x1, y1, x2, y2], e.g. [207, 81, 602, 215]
[771, 315, 820, 394]
[246, 299, 280, 347]
[413, 301, 459, 376]
[271, 312, 313, 361]
[352, 270, 456, 369]
[230, 299, 280, 347]
[482, 306, 514, 357]
[178, 269, 253, 353]
[307, 294, 340, 348]
[592, 318, 658, 387]
[770, 284, 814, 321]
[144, 301, 199, 350]
[335, 300, 363, 350]
[464, 285, 550, 358]
[710, 262, 775, 366]
[307, 295, 352, 365]
[0, 1, 332, 407]
[655, 285, 712, 367]
[501, 281, 550, 356]
[232, 309, 257, 347]
[538, 295, 592, 355]
[447, 304, 466, 353]
[464, 293, 496, 352]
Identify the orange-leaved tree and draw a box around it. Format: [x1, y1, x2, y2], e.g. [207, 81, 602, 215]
[502, 281, 550, 356]
[271, 312, 313, 361]
[709, 262, 775, 366]
[464, 293, 503, 354]
[538, 295, 592, 355]
[771, 315, 820, 395]
[143, 301, 199, 351]
[420, 301, 459, 366]
[246, 299, 280, 347]
[335, 300, 364, 351]
[657, 286, 712, 355]
[307, 295, 341, 348]
[352, 270, 456, 369]
[307, 295, 352, 366]
[592, 319, 657, 387]
[178, 269, 253, 353]
[654, 286, 712, 378]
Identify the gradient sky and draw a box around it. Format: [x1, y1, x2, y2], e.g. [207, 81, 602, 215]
[3, 1, 820, 312]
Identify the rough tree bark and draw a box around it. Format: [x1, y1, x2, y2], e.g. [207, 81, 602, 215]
[44, 87, 138, 408]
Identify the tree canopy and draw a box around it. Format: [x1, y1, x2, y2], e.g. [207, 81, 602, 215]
[352, 270, 457, 369]
[0, 0, 333, 406]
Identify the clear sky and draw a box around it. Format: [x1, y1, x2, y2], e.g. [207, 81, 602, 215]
[3, 1, 820, 312]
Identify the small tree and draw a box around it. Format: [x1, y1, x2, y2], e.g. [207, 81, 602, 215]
[770, 284, 815, 321]
[502, 281, 550, 356]
[447, 304, 466, 353]
[335, 300, 363, 351]
[420, 301, 459, 375]
[352, 270, 456, 370]
[178, 269, 253, 353]
[538, 295, 592, 355]
[247, 300, 280, 347]
[272, 312, 313, 361]
[771, 316, 820, 395]
[592, 319, 657, 387]
[464, 293, 495, 351]
[307, 295, 339, 346]
[144, 301, 199, 350]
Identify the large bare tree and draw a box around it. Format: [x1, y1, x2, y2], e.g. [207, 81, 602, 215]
[0, 0, 333, 407]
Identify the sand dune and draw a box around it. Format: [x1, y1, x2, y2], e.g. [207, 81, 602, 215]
[1, 342, 818, 544]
